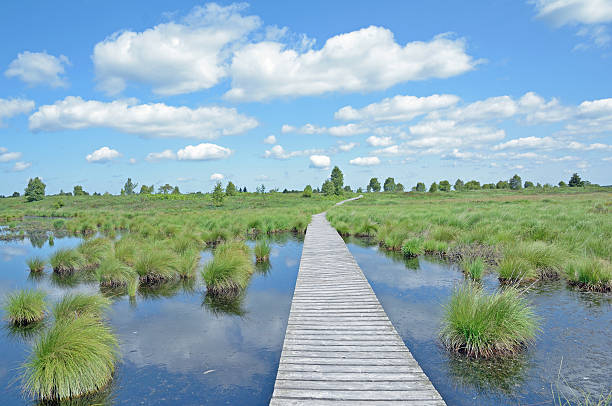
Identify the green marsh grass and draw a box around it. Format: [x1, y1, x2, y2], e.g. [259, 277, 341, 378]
[53, 293, 111, 321]
[134, 243, 179, 284]
[78, 238, 112, 269]
[3, 290, 46, 325]
[26, 256, 46, 272]
[22, 315, 119, 401]
[254, 240, 271, 262]
[401, 237, 424, 257]
[440, 283, 539, 358]
[566, 258, 612, 292]
[461, 258, 485, 281]
[49, 248, 84, 275]
[202, 241, 253, 295]
[96, 256, 137, 287]
[176, 249, 200, 278]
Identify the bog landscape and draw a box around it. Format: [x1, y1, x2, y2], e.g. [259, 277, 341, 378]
[1, 1, 611, 405]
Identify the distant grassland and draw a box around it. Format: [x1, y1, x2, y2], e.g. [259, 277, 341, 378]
[328, 188, 612, 289]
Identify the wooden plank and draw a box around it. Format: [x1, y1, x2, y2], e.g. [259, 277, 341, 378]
[270, 200, 445, 405]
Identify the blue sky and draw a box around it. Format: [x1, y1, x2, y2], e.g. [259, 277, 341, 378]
[1, 0, 611, 194]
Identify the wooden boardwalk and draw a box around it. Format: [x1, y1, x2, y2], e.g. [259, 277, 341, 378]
[270, 199, 445, 405]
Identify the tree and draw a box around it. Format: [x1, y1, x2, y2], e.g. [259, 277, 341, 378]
[415, 182, 426, 192]
[439, 180, 451, 192]
[139, 185, 154, 194]
[123, 178, 138, 195]
[226, 181, 237, 196]
[302, 185, 312, 197]
[368, 177, 381, 192]
[172, 186, 180, 194]
[482, 183, 495, 189]
[356, 187, 363, 193]
[73, 185, 88, 196]
[158, 184, 173, 194]
[395, 183, 404, 192]
[330, 166, 344, 195]
[322, 179, 335, 196]
[509, 174, 522, 190]
[383, 177, 396, 192]
[465, 180, 481, 190]
[212, 182, 224, 206]
[524, 181, 534, 188]
[558, 181, 567, 187]
[12, 191, 20, 197]
[568, 173, 584, 187]
[344, 185, 352, 193]
[496, 180, 509, 189]
[25, 177, 46, 202]
[429, 182, 438, 193]
[454, 179, 464, 191]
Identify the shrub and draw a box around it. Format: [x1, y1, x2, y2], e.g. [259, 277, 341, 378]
[26, 256, 46, 272]
[402, 238, 424, 257]
[22, 315, 119, 401]
[203, 241, 253, 295]
[440, 283, 539, 358]
[3, 290, 46, 325]
[566, 258, 612, 292]
[49, 248, 84, 275]
[53, 293, 111, 321]
[254, 240, 271, 262]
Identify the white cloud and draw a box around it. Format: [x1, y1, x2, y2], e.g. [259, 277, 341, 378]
[0, 98, 35, 125]
[309, 155, 330, 168]
[335, 94, 459, 122]
[442, 149, 486, 160]
[263, 135, 277, 144]
[177, 143, 232, 160]
[373, 145, 403, 156]
[0, 151, 22, 162]
[226, 28, 478, 101]
[146, 149, 176, 162]
[603, 156, 612, 161]
[264, 144, 321, 159]
[349, 156, 381, 166]
[5, 51, 69, 87]
[210, 173, 225, 181]
[281, 122, 367, 136]
[29, 96, 258, 139]
[93, 3, 261, 95]
[129, 158, 137, 164]
[12, 161, 31, 172]
[532, 0, 612, 26]
[492, 136, 559, 150]
[85, 146, 121, 163]
[338, 142, 358, 152]
[366, 135, 393, 147]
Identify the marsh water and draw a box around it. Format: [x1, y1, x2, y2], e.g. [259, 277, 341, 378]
[0, 233, 611, 405]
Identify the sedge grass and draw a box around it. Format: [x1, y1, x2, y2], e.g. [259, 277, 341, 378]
[133, 243, 179, 284]
[461, 258, 485, 281]
[401, 237, 424, 257]
[3, 289, 46, 325]
[77, 238, 112, 269]
[440, 283, 539, 358]
[254, 240, 271, 262]
[22, 315, 119, 401]
[566, 258, 612, 292]
[53, 293, 111, 321]
[49, 248, 84, 275]
[26, 256, 46, 273]
[202, 241, 253, 295]
[176, 249, 200, 278]
[96, 256, 137, 287]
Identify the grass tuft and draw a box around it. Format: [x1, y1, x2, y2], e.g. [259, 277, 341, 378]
[26, 256, 46, 273]
[401, 237, 424, 257]
[133, 243, 179, 284]
[77, 238, 112, 269]
[462, 258, 485, 281]
[202, 241, 253, 295]
[566, 258, 612, 292]
[176, 249, 200, 278]
[96, 256, 137, 287]
[254, 240, 271, 262]
[49, 248, 84, 275]
[53, 293, 111, 321]
[3, 289, 46, 325]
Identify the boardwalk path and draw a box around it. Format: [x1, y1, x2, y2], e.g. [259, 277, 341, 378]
[270, 197, 445, 405]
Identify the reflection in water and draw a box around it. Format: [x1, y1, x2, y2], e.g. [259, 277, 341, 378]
[4, 320, 47, 342]
[255, 260, 272, 275]
[202, 291, 247, 317]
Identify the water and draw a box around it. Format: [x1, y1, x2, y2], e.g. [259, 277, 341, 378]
[346, 238, 612, 405]
[0, 234, 303, 405]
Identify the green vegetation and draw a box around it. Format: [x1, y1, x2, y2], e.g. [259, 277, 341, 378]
[97, 256, 137, 287]
[53, 293, 111, 321]
[254, 240, 271, 262]
[24, 177, 46, 202]
[78, 238, 112, 269]
[440, 283, 539, 358]
[26, 256, 46, 272]
[134, 243, 179, 284]
[202, 241, 254, 295]
[566, 258, 612, 292]
[22, 314, 119, 401]
[49, 248, 84, 275]
[3, 289, 47, 325]
[461, 258, 485, 281]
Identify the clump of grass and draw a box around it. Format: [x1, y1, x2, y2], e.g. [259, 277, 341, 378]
[127, 278, 138, 297]
[114, 237, 139, 266]
[498, 256, 535, 283]
[440, 283, 539, 358]
[461, 258, 485, 281]
[134, 244, 179, 284]
[401, 237, 424, 257]
[509, 241, 564, 279]
[254, 240, 271, 262]
[176, 249, 200, 278]
[3, 290, 46, 325]
[26, 256, 46, 273]
[423, 239, 449, 255]
[53, 293, 111, 321]
[203, 241, 253, 295]
[49, 248, 84, 275]
[96, 256, 137, 287]
[566, 258, 612, 292]
[22, 315, 119, 401]
[78, 238, 112, 269]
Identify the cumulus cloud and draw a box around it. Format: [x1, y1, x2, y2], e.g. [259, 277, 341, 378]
[12, 161, 31, 172]
[349, 156, 381, 166]
[442, 149, 487, 160]
[177, 143, 232, 160]
[492, 136, 611, 151]
[338, 142, 358, 152]
[146, 149, 176, 161]
[226, 28, 478, 101]
[93, 3, 261, 95]
[335, 94, 459, 122]
[366, 135, 393, 147]
[0, 151, 22, 162]
[0, 98, 35, 125]
[5, 51, 70, 87]
[263, 135, 277, 144]
[85, 146, 121, 163]
[210, 173, 224, 181]
[309, 155, 330, 169]
[264, 144, 321, 159]
[29, 96, 257, 139]
[281, 122, 368, 136]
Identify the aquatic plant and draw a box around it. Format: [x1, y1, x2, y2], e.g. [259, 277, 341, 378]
[114, 237, 140, 266]
[423, 239, 448, 255]
[49, 248, 84, 275]
[96, 256, 137, 287]
[78, 238, 112, 269]
[176, 249, 200, 278]
[133, 244, 179, 284]
[22, 315, 119, 401]
[202, 241, 253, 295]
[53, 293, 111, 321]
[254, 240, 271, 262]
[401, 237, 424, 257]
[461, 258, 485, 281]
[566, 258, 612, 292]
[498, 256, 534, 283]
[26, 256, 46, 272]
[440, 283, 539, 358]
[3, 289, 46, 325]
